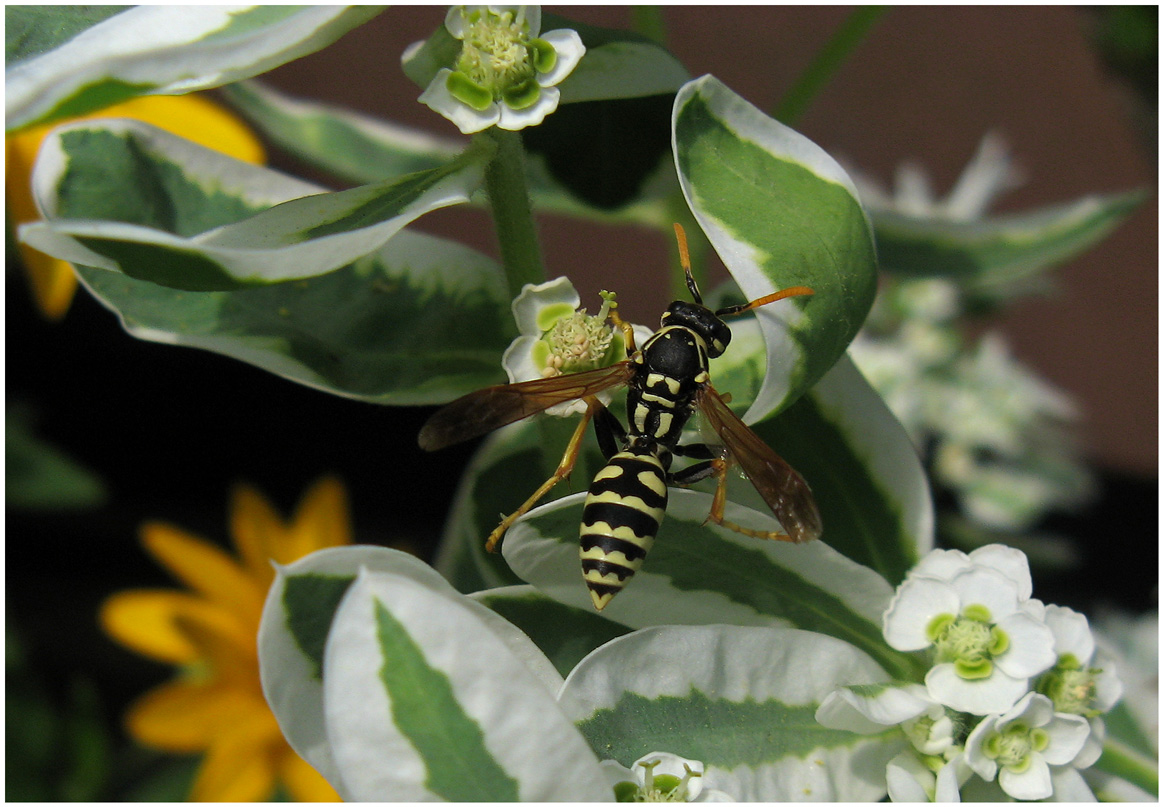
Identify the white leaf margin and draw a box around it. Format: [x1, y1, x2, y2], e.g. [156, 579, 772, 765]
[674, 74, 875, 425]
[560, 624, 899, 802]
[6, 6, 383, 131]
[257, 545, 566, 798]
[21, 118, 485, 287]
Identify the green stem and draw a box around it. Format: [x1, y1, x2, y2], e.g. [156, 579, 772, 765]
[479, 127, 546, 297]
[773, 6, 887, 126]
[629, 6, 667, 46]
[1096, 737, 1158, 797]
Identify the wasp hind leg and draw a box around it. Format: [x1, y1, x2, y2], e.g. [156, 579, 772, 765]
[485, 397, 607, 553]
[670, 447, 796, 542]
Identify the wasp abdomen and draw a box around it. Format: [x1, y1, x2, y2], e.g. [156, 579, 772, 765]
[579, 449, 668, 611]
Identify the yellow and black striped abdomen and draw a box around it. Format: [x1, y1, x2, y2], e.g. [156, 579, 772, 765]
[580, 448, 668, 611]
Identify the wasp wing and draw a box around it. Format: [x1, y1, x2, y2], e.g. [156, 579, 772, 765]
[418, 362, 634, 451]
[695, 384, 823, 543]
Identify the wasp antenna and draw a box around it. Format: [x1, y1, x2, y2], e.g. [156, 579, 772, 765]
[673, 223, 703, 304]
[716, 285, 815, 318]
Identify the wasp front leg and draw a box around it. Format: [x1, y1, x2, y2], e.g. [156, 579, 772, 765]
[669, 445, 796, 542]
[485, 397, 605, 553]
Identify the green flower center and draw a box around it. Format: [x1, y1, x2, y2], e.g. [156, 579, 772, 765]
[927, 605, 1009, 680]
[615, 759, 701, 803]
[534, 293, 618, 377]
[448, 8, 555, 110]
[1037, 654, 1100, 716]
[982, 721, 1049, 772]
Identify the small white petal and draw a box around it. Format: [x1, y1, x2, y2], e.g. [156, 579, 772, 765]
[1091, 649, 1124, 712]
[999, 755, 1052, 801]
[501, 334, 543, 384]
[994, 611, 1057, 679]
[948, 567, 1019, 620]
[444, 6, 469, 39]
[1073, 717, 1104, 769]
[883, 577, 960, 651]
[1043, 604, 1095, 662]
[511, 277, 581, 336]
[894, 162, 937, 216]
[964, 714, 1001, 780]
[515, 5, 541, 37]
[943, 132, 1024, 221]
[1048, 766, 1097, 802]
[536, 28, 586, 88]
[935, 752, 972, 802]
[886, 752, 936, 802]
[909, 548, 972, 581]
[497, 85, 560, 130]
[966, 544, 1034, 600]
[926, 662, 1029, 715]
[815, 683, 931, 733]
[1040, 713, 1091, 766]
[418, 69, 502, 134]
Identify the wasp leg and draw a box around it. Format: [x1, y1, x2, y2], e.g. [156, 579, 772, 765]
[593, 400, 626, 460]
[604, 294, 638, 356]
[485, 397, 600, 553]
[670, 450, 796, 542]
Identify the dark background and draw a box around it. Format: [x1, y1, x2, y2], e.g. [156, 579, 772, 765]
[7, 6, 1157, 794]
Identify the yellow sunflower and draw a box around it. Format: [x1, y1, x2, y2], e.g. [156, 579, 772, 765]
[6, 93, 265, 320]
[100, 477, 350, 802]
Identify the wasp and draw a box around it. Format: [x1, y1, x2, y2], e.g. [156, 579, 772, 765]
[419, 224, 822, 611]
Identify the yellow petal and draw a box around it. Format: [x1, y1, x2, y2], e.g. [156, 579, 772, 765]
[125, 680, 268, 753]
[230, 483, 289, 587]
[98, 589, 248, 666]
[284, 476, 352, 562]
[140, 522, 266, 630]
[5, 92, 264, 319]
[188, 708, 285, 802]
[278, 747, 342, 802]
[172, 603, 261, 692]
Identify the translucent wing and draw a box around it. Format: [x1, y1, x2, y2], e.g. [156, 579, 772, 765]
[695, 384, 823, 543]
[418, 362, 634, 451]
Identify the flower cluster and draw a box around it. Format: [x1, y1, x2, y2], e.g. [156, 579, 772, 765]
[819, 544, 1122, 802]
[418, 6, 585, 134]
[847, 135, 1094, 532]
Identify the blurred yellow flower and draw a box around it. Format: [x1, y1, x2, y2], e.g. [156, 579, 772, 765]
[100, 477, 350, 802]
[6, 93, 265, 320]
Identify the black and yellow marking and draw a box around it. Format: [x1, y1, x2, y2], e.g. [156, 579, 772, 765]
[580, 447, 669, 610]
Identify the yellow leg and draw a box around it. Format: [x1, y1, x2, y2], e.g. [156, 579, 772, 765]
[704, 458, 796, 542]
[485, 398, 599, 552]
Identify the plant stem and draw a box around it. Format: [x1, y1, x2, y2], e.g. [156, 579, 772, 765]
[773, 6, 887, 127]
[479, 127, 545, 297]
[629, 6, 667, 46]
[1096, 737, 1159, 797]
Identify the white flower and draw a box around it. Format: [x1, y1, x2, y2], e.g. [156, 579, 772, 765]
[418, 6, 585, 134]
[886, 749, 972, 802]
[964, 692, 1092, 801]
[602, 752, 734, 802]
[817, 683, 969, 802]
[884, 545, 1057, 714]
[501, 276, 650, 416]
[1036, 604, 1123, 769]
[847, 131, 1025, 222]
